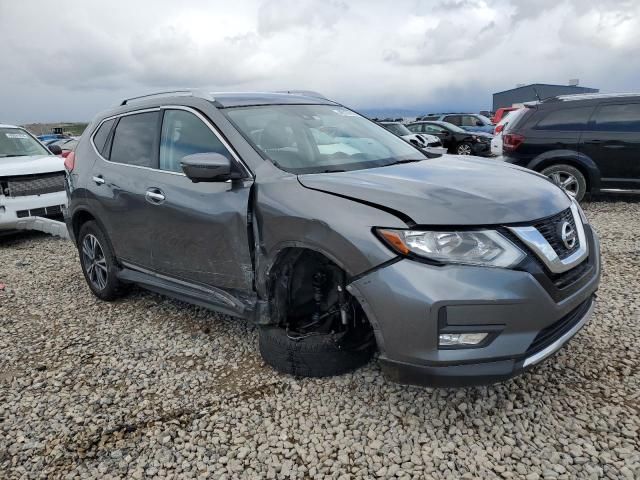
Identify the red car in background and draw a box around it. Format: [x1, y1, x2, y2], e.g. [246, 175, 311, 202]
[491, 107, 518, 126]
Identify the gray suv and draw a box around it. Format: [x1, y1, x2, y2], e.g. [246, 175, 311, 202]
[64, 91, 601, 387]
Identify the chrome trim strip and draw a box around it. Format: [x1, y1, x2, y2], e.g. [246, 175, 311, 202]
[508, 203, 588, 274]
[523, 299, 594, 368]
[600, 188, 640, 194]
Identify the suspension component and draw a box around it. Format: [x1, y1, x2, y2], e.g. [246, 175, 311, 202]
[311, 271, 326, 323]
[337, 285, 349, 325]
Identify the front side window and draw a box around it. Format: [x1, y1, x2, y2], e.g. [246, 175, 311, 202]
[110, 112, 159, 168]
[382, 123, 411, 136]
[444, 115, 462, 126]
[0, 127, 50, 158]
[407, 124, 423, 133]
[591, 103, 640, 132]
[225, 105, 422, 174]
[423, 124, 446, 134]
[535, 107, 593, 131]
[160, 110, 232, 173]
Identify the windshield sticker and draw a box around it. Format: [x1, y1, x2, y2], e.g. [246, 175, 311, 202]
[332, 108, 358, 117]
[5, 133, 29, 139]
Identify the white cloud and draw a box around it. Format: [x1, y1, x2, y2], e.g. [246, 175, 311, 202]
[0, 0, 639, 123]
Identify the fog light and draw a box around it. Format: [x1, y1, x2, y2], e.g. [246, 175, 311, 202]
[439, 332, 489, 347]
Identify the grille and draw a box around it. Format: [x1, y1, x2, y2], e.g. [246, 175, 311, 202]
[526, 298, 592, 356]
[16, 204, 64, 218]
[532, 208, 579, 260]
[4, 172, 65, 197]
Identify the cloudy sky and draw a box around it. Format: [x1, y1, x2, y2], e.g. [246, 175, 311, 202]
[1, 0, 639, 123]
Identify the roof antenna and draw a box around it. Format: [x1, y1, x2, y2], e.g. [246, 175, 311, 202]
[532, 86, 542, 102]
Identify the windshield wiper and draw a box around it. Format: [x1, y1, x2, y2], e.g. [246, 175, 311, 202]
[385, 159, 424, 166]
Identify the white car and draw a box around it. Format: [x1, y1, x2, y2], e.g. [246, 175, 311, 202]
[379, 122, 448, 155]
[0, 124, 68, 234]
[491, 108, 526, 157]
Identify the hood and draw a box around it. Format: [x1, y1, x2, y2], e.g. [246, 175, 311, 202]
[298, 155, 571, 225]
[0, 155, 64, 177]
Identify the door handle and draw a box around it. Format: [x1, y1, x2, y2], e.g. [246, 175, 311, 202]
[145, 188, 165, 204]
[92, 175, 105, 185]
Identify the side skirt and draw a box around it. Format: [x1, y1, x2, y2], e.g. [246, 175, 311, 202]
[117, 263, 252, 319]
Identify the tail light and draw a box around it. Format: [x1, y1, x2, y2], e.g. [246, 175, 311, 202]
[64, 151, 75, 172]
[494, 124, 504, 134]
[502, 133, 525, 152]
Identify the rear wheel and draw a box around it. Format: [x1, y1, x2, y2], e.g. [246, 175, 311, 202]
[541, 164, 587, 201]
[78, 221, 124, 300]
[259, 250, 376, 378]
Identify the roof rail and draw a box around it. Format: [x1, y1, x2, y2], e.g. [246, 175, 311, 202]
[548, 92, 640, 103]
[276, 90, 329, 100]
[120, 89, 214, 106]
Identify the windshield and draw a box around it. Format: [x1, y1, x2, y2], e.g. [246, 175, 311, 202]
[0, 128, 50, 158]
[224, 105, 424, 173]
[382, 123, 411, 136]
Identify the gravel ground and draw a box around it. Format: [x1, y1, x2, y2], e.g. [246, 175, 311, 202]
[1, 198, 639, 480]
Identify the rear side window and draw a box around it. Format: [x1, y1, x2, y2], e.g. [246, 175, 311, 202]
[92, 118, 115, 156]
[444, 115, 461, 126]
[110, 112, 159, 168]
[159, 110, 233, 173]
[591, 103, 640, 132]
[534, 107, 593, 131]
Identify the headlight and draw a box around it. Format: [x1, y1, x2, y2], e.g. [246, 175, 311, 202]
[375, 228, 525, 268]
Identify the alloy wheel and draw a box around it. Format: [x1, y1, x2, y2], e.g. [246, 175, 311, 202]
[81, 234, 108, 290]
[457, 144, 472, 155]
[547, 171, 579, 197]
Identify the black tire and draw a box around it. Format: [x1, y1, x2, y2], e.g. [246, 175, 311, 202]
[77, 221, 124, 301]
[456, 143, 472, 155]
[541, 164, 587, 201]
[258, 326, 376, 378]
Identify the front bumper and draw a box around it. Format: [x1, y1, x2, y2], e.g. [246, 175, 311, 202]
[472, 142, 492, 156]
[348, 225, 601, 387]
[0, 190, 67, 231]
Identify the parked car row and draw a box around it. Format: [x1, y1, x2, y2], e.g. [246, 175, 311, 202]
[378, 121, 448, 155]
[406, 120, 493, 156]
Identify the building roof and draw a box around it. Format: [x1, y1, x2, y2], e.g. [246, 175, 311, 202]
[493, 83, 598, 96]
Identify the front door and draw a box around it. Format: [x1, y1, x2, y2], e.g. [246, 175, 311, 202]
[145, 107, 254, 292]
[580, 102, 640, 190]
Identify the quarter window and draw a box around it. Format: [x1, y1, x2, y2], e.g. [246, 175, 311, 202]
[160, 110, 232, 173]
[591, 103, 640, 132]
[93, 118, 116, 157]
[110, 112, 159, 168]
[535, 107, 593, 131]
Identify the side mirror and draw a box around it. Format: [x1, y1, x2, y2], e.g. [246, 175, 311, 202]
[49, 144, 63, 155]
[180, 152, 238, 182]
[475, 120, 484, 127]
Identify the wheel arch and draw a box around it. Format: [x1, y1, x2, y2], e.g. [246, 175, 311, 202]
[528, 150, 601, 193]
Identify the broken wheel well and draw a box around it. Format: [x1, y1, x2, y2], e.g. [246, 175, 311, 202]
[266, 248, 374, 340]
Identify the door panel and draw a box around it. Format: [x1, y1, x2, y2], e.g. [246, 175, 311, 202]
[580, 102, 640, 189]
[87, 111, 160, 268]
[148, 108, 254, 292]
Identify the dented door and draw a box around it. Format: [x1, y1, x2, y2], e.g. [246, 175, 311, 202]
[146, 171, 254, 292]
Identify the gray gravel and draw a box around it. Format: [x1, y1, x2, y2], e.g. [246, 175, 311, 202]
[1, 198, 639, 479]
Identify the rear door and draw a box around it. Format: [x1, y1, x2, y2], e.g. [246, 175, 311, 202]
[87, 110, 160, 268]
[145, 107, 254, 292]
[580, 102, 640, 190]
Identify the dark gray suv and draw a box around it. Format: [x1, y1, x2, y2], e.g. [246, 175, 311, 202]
[64, 91, 601, 387]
